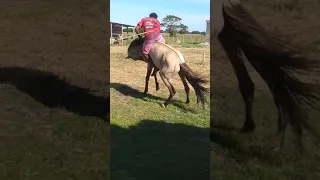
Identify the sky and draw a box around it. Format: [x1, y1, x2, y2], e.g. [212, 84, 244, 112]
[110, 0, 210, 32]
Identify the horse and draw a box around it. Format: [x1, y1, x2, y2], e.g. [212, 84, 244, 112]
[126, 37, 209, 107]
[212, 0, 320, 151]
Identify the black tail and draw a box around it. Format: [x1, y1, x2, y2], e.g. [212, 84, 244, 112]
[223, 4, 320, 142]
[180, 63, 209, 106]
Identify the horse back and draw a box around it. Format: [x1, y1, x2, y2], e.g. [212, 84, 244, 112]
[149, 43, 181, 71]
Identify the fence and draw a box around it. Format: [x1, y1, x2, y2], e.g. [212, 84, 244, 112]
[114, 32, 206, 46]
[161, 33, 206, 44]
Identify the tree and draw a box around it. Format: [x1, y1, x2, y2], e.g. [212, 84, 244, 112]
[190, 31, 201, 34]
[161, 15, 188, 37]
[179, 24, 189, 34]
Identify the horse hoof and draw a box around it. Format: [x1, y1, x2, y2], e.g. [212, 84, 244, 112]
[156, 87, 160, 91]
[161, 104, 166, 108]
[185, 100, 190, 104]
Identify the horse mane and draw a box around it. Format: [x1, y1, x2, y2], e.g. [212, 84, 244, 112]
[128, 37, 145, 49]
[156, 42, 185, 64]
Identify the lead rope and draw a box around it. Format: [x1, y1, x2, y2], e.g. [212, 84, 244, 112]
[110, 31, 156, 43]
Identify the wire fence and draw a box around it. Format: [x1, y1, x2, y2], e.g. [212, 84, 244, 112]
[161, 33, 207, 44]
[113, 32, 207, 46]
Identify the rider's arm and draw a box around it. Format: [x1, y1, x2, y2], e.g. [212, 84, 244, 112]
[135, 18, 144, 38]
[136, 18, 144, 34]
[135, 25, 141, 34]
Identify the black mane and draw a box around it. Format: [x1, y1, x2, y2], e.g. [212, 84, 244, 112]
[128, 37, 145, 49]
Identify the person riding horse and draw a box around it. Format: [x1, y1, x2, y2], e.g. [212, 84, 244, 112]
[135, 13, 165, 76]
[135, 13, 165, 62]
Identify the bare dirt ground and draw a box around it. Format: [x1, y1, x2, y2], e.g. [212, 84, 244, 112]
[0, 0, 109, 179]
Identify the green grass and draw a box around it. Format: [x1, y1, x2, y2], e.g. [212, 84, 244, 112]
[211, 1, 320, 179]
[211, 87, 320, 180]
[110, 84, 210, 180]
[110, 44, 210, 180]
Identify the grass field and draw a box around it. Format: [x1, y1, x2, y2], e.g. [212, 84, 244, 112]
[211, 1, 320, 179]
[0, 1, 109, 179]
[110, 44, 210, 179]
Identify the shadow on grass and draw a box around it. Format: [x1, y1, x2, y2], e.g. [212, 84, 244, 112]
[210, 123, 284, 166]
[111, 120, 210, 180]
[0, 67, 109, 121]
[110, 82, 199, 113]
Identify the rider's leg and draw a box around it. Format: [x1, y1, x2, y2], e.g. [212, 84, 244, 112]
[142, 39, 153, 63]
[156, 33, 166, 44]
[142, 53, 149, 62]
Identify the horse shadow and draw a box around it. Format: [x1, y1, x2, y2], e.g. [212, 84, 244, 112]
[110, 82, 198, 113]
[111, 119, 210, 180]
[210, 120, 284, 165]
[0, 67, 109, 121]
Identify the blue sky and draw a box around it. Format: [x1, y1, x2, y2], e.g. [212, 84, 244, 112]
[110, 0, 210, 32]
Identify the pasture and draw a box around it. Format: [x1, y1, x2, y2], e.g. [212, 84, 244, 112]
[0, 0, 109, 179]
[110, 43, 210, 179]
[211, 0, 320, 179]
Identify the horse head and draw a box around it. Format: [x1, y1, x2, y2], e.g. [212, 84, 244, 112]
[126, 37, 145, 60]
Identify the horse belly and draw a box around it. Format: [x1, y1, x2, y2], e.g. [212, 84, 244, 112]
[149, 49, 163, 69]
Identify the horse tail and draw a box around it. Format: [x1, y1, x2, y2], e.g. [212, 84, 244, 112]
[179, 63, 209, 106]
[222, 4, 320, 141]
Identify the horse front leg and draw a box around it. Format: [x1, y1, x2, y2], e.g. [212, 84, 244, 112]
[152, 66, 160, 91]
[144, 61, 153, 95]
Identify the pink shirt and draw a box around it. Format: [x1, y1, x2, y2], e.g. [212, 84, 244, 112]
[137, 17, 161, 39]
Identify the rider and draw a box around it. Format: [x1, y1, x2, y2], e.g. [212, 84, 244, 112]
[135, 12, 165, 63]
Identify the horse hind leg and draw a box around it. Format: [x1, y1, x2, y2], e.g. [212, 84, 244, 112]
[159, 73, 176, 107]
[273, 102, 288, 152]
[178, 72, 190, 104]
[231, 57, 255, 133]
[218, 34, 255, 132]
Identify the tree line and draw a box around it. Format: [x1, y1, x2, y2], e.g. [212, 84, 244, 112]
[124, 15, 206, 36]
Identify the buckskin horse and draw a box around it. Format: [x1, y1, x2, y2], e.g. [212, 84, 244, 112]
[212, 0, 320, 151]
[126, 37, 209, 108]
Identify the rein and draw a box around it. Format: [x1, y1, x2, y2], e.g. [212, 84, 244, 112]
[111, 31, 156, 43]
